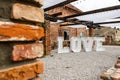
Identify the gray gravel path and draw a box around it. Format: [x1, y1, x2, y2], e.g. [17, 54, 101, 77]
[38, 46, 120, 80]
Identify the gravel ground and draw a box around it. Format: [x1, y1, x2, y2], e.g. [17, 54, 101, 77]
[37, 46, 120, 80]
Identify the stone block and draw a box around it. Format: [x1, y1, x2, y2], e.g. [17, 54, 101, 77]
[12, 3, 44, 23]
[12, 43, 44, 61]
[0, 21, 44, 41]
[0, 61, 44, 80]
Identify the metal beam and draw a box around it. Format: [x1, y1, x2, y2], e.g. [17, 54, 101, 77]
[44, 0, 77, 11]
[60, 21, 93, 26]
[95, 21, 120, 25]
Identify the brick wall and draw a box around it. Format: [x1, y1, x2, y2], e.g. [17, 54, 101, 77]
[0, 0, 44, 79]
[50, 24, 87, 49]
[77, 28, 87, 37]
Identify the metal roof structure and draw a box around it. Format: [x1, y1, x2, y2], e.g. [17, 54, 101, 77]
[44, 0, 120, 28]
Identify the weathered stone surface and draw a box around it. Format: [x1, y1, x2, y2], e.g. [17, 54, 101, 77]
[0, 21, 44, 41]
[12, 43, 44, 61]
[0, 61, 44, 80]
[12, 3, 44, 23]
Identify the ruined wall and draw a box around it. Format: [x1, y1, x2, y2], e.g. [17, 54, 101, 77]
[50, 24, 87, 49]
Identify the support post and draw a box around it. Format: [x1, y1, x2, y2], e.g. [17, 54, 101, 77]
[89, 28, 94, 37]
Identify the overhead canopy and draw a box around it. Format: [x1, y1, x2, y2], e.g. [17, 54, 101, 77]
[44, 0, 120, 28]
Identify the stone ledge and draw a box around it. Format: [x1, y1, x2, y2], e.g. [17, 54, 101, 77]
[0, 61, 44, 80]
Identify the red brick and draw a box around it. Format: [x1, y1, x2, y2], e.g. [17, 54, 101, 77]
[0, 21, 44, 41]
[0, 61, 43, 80]
[12, 43, 44, 61]
[12, 3, 44, 23]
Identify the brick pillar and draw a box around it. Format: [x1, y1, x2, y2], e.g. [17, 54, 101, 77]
[89, 28, 94, 37]
[44, 20, 51, 55]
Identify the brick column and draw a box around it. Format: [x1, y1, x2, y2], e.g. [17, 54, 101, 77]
[89, 28, 94, 37]
[44, 20, 51, 55]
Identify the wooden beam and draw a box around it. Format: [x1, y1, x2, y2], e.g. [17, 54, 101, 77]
[44, 0, 77, 11]
[60, 5, 120, 19]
